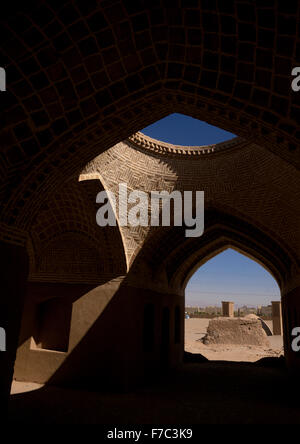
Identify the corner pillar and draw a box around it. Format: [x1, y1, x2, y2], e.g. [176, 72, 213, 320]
[0, 241, 28, 417]
[272, 301, 283, 335]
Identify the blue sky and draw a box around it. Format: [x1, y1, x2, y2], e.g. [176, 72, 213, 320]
[142, 112, 234, 145]
[185, 249, 280, 308]
[141, 113, 280, 307]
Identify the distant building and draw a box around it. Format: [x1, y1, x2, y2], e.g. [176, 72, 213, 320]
[185, 303, 273, 317]
[185, 305, 222, 316]
[203, 306, 222, 315]
[260, 305, 272, 317]
[239, 305, 257, 315]
[185, 306, 201, 314]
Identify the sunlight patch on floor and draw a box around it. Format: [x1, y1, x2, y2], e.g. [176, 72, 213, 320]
[11, 381, 44, 395]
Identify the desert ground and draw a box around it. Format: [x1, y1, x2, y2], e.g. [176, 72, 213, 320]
[185, 318, 283, 362]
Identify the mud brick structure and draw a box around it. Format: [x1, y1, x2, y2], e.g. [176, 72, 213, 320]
[202, 317, 270, 346]
[222, 301, 234, 317]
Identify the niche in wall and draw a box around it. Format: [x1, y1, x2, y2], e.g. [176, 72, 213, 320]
[161, 307, 170, 365]
[143, 303, 155, 352]
[174, 305, 181, 344]
[31, 297, 72, 353]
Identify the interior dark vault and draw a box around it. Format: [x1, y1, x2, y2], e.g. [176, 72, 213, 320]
[7, 126, 298, 424]
[0, 0, 300, 425]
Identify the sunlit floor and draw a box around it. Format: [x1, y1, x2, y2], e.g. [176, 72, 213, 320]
[11, 381, 43, 395]
[9, 360, 300, 424]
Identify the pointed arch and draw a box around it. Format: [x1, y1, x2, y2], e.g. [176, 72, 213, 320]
[134, 209, 295, 293]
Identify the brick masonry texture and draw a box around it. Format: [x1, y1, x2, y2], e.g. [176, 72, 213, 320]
[0, 0, 300, 229]
[80, 135, 299, 291]
[0, 1, 299, 290]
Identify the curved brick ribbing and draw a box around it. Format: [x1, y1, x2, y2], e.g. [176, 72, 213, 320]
[130, 208, 294, 292]
[128, 132, 244, 156]
[0, 1, 300, 228]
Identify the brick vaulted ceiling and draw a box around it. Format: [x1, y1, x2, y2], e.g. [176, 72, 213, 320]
[0, 0, 300, 241]
[80, 134, 300, 289]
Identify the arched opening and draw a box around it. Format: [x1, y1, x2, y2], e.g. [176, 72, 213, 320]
[142, 113, 235, 145]
[0, 1, 298, 425]
[7, 107, 298, 425]
[161, 307, 170, 366]
[185, 248, 282, 362]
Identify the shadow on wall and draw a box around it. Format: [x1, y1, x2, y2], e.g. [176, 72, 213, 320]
[46, 279, 183, 391]
[13, 206, 292, 392]
[14, 275, 184, 391]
